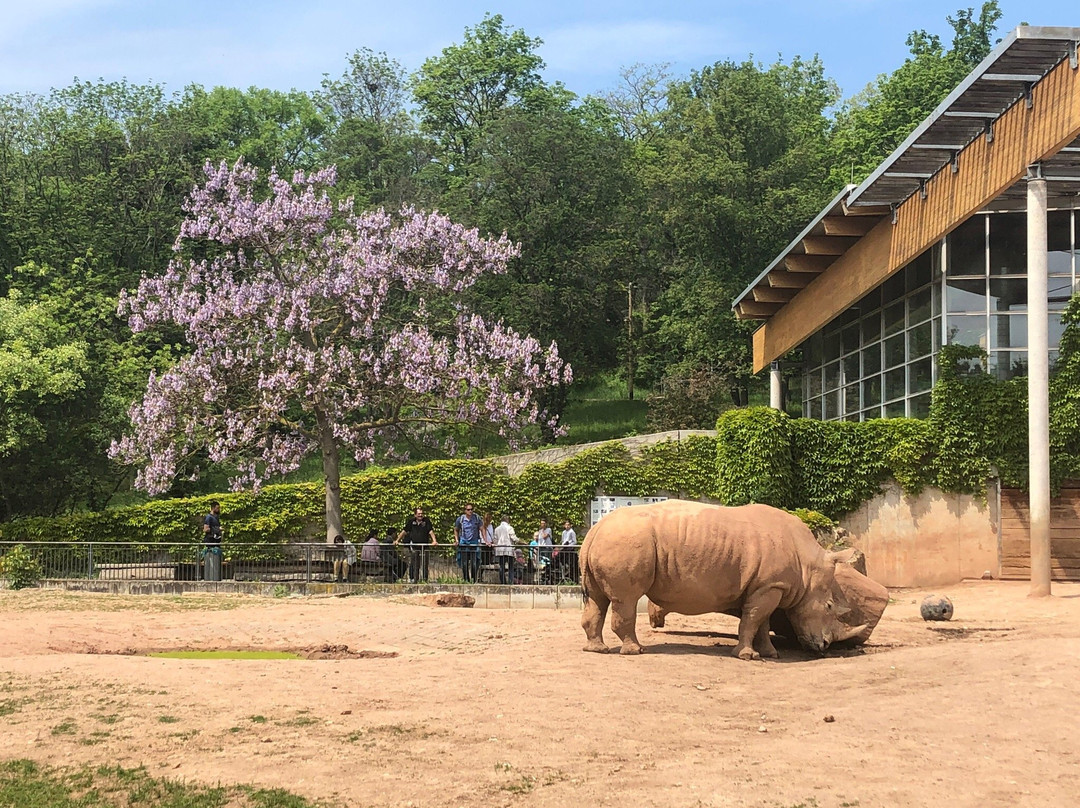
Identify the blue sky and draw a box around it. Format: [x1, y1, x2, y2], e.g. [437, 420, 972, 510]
[1, 1, 1077, 101]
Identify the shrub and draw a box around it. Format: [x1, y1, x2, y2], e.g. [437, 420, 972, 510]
[0, 545, 43, 590]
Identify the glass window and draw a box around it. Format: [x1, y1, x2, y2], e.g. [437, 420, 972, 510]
[910, 393, 932, 419]
[1049, 276, 1073, 310]
[908, 287, 932, 324]
[862, 344, 881, 375]
[885, 401, 906, 418]
[883, 302, 905, 336]
[861, 313, 881, 344]
[845, 383, 860, 415]
[884, 334, 906, 368]
[841, 322, 860, 355]
[806, 367, 822, 398]
[862, 374, 881, 408]
[824, 361, 840, 391]
[908, 321, 933, 359]
[946, 277, 986, 312]
[989, 213, 1026, 275]
[824, 390, 841, 420]
[1048, 210, 1072, 275]
[806, 398, 822, 419]
[946, 314, 987, 349]
[1051, 313, 1067, 350]
[884, 367, 906, 401]
[947, 216, 986, 276]
[805, 333, 823, 366]
[843, 353, 859, 383]
[838, 306, 859, 327]
[990, 351, 1027, 380]
[858, 289, 881, 315]
[907, 251, 933, 292]
[989, 277, 1026, 312]
[882, 272, 905, 304]
[909, 357, 933, 394]
[862, 407, 882, 420]
[823, 331, 841, 362]
[990, 314, 1026, 350]
[844, 413, 860, 423]
[932, 317, 943, 352]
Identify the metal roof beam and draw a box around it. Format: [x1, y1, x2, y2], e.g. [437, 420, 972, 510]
[883, 172, 934, 179]
[943, 110, 1001, 118]
[980, 72, 1044, 82]
[910, 143, 967, 150]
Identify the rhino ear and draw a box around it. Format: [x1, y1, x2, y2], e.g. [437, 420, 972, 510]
[826, 549, 858, 566]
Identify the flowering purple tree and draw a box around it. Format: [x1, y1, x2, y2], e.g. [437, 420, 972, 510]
[111, 160, 570, 541]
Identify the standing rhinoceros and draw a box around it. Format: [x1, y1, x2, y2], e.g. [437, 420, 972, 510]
[580, 500, 866, 659]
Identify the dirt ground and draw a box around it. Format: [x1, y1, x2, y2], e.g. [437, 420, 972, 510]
[0, 582, 1078, 808]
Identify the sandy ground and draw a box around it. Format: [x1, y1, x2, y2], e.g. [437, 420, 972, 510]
[0, 582, 1078, 808]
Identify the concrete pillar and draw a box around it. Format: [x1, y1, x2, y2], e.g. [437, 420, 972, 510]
[769, 362, 782, 411]
[1027, 167, 1051, 597]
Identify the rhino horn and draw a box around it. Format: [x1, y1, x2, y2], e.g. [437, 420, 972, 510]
[832, 623, 868, 644]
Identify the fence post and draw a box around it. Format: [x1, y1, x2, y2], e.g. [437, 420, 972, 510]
[87, 542, 93, 580]
[305, 544, 312, 583]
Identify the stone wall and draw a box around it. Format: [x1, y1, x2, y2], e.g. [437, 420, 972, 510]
[491, 430, 716, 477]
[840, 480, 999, 588]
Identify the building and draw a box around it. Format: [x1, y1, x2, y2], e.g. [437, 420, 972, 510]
[733, 26, 1080, 591]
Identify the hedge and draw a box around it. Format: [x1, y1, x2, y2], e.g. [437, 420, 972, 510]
[0, 437, 720, 546]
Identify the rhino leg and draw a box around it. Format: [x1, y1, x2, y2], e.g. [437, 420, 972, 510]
[754, 620, 779, 659]
[610, 598, 644, 655]
[647, 600, 667, 628]
[582, 590, 610, 653]
[735, 586, 783, 661]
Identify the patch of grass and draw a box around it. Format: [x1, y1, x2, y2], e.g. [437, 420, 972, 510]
[500, 774, 536, 795]
[249, 715, 268, 724]
[91, 713, 121, 725]
[50, 720, 77, 736]
[0, 698, 28, 718]
[156, 715, 179, 724]
[149, 650, 301, 660]
[560, 397, 649, 444]
[280, 715, 319, 728]
[0, 759, 321, 807]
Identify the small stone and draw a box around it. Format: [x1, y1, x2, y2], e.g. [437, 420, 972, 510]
[340, 710, 351, 715]
[982, 570, 994, 580]
[823, 714, 835, 723]
[920, 595, 954, 621]
[694, 684, 708, 691]
[758, 725, 768, 733]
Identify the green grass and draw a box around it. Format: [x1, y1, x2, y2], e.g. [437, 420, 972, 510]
[559, 397, 649, 444]
[0, 759, 319, 807]
[148, 650, 301, 660]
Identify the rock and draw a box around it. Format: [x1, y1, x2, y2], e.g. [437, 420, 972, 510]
[432, 593, 475, 608]
[823, 714, 835, 723]
[981, 570, 994, 580]
[757, 725, 768, 733]
[920, 595, 954, 621]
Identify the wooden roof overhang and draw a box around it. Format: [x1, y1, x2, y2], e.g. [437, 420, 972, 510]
[733, 26, 1080, 373]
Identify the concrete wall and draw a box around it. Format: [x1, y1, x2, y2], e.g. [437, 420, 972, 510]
[491, 430, 716, 477]
[840, 480, 999, 588]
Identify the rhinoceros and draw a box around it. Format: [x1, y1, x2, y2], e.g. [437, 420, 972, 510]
[580, 500, 868, 659]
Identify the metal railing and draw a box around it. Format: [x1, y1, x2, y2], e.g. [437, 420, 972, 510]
[0, 541, 582, 586]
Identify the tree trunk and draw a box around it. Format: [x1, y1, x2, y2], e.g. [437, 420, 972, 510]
[317, 411, 344, 544]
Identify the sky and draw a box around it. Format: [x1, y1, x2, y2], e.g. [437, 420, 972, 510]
[1, 1, 1077, 102]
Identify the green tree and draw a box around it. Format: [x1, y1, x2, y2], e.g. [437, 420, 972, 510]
[829, 2, 1002, 187]
[412, 13, 546, 165]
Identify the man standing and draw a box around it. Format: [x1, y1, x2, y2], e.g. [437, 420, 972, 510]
[396, 507, 436, 583]
[493, 515, 518, 586]
[454, 503, 483, 583]
[202, 501, 223, 582]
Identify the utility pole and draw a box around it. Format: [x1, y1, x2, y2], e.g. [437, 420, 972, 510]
[627, 282, 634, 401]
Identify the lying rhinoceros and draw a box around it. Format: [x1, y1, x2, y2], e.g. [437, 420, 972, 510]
[580, 500, 867, 659]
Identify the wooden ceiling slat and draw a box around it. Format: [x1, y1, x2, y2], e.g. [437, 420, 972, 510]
[767, 272, 813, 289]
[784, 254, 835, 273]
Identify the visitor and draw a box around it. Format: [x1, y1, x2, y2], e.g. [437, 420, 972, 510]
[559, 519, 579, 582]
[493, 515, 519, 585]
[202, 501, 223, 582]
[536, 518, 553, 568]
[454, 503, 483, 583]
[361, 529, 381, 577]
[481, 511, 495, 570]
[396, 507, 436, 583]
[333, 534, 356, 582]
[384, 527, 405, 582]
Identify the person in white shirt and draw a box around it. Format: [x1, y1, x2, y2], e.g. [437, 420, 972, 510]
[493, 516, 519, 585]
[333, 534, 357, 582]
[560, 521, 577, 546]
